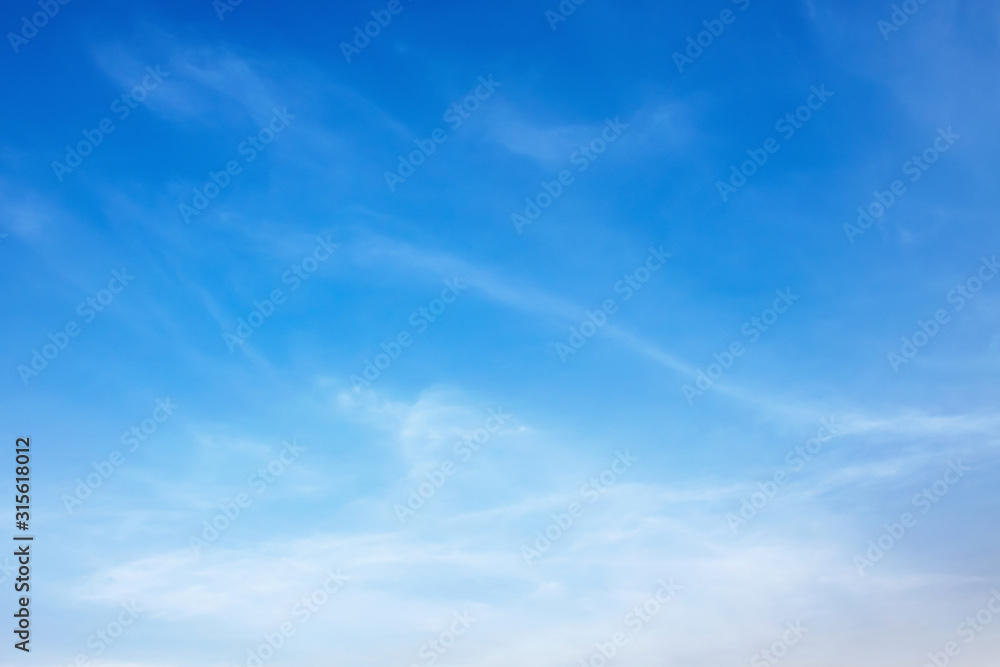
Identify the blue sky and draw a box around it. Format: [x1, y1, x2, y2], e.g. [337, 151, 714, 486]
[2, 0, 1000, 665]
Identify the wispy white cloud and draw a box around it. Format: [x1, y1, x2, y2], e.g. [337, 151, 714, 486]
[72, 484, 1000, 667]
